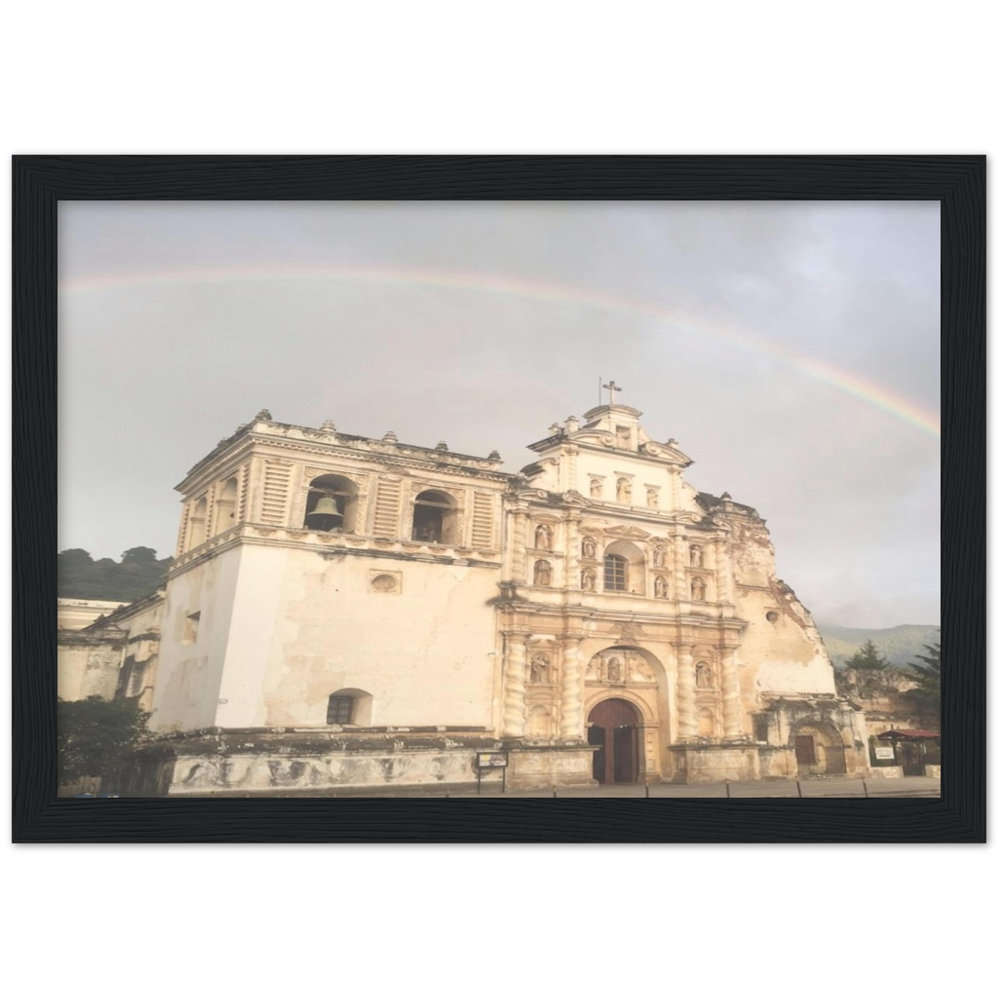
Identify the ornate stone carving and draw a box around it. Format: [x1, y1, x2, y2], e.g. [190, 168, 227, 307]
[614, 620, 644, 643]
[721, 649, 742, 737]
[676, 647, 696, 738]
[534, 524, 553, 550]
[585, 648, 655, 684]
[502, 638, 527, 737]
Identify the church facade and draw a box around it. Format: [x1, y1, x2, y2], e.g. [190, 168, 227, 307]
[74, 398, 870, 795]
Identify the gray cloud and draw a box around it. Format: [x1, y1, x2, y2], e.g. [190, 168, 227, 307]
[58, 200, 939, 627]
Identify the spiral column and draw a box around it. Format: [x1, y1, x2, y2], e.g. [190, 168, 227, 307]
[675, 645, 696, 739]
[721, 648, 742, 738]
[502, 636, 527, 737]
[560, 639, 584, 738]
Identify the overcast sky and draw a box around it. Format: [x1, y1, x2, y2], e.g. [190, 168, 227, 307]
[58, 201, 939, 628]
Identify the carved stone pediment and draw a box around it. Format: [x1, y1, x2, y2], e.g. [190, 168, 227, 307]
[585, 647, 656, 684]
[674, 512, 701, 524]
[572, 431, 616, 448]
[640, 440, 693, 464]
[515, 488, 550, 501]
[560, 491, 593, 507]
[603, 525, 651, 540]
[612, 620, 645, 643]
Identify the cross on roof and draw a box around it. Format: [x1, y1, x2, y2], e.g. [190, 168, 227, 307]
[603, 380, 623, 405]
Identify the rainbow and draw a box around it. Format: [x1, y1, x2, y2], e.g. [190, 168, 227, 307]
[61, 264, 940, 441]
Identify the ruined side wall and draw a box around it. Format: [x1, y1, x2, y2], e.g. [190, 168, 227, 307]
[57, 633, 124, 701]
[728, 518, 838, 700]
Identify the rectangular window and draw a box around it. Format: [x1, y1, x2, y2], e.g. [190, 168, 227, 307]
[604, 555, 627, 592]
[183, 611, 201, 645]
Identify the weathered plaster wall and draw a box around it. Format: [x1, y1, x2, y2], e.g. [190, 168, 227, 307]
[149, 548, 242, 732]
[57, 632, 124, 701]
[212, 545, 500, 729]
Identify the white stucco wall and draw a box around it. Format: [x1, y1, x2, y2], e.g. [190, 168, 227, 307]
[149, 548, 242, 732]
[152, 543, 501, 733]
[218, 546, 500, 729]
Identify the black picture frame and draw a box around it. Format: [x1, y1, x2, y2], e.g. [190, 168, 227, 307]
[13, 155, 984, 843]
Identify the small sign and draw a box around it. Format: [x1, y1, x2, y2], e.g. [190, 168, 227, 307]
[874, 746, 896, 761]
[477, 752, 508, 769]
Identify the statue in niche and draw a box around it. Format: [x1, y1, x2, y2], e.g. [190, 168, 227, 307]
[533, 559, 552, 587]
[647, 488, 659, 508]
[616, 478, 632, 503]
[691, 577, 706, 601]
[653, 546, 665, 568]
[690, 545, 703, 567]
[590, 479, 603, 499]
[535, 524, 553, 550]
[696, 662, 713, 688]
[654, 575, 668, 598]
[607, 656, 623, 683]
[581, 535, 597, 559]
[616, 426, 631, 449]
[581, 566, 596, 591]
[529, 653, 550, 684]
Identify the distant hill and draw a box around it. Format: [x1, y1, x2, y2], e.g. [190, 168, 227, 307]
[817, 623, 940, 670]
[58, 547, 171, 602]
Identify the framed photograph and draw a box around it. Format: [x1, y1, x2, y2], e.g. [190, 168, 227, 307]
[13, 155, 984, 842]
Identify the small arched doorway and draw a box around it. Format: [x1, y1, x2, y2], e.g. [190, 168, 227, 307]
[588, 698, 642, 784]
[793, 721, 847, 776]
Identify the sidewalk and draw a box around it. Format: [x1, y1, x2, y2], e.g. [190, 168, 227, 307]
[437, 775, 941, 799]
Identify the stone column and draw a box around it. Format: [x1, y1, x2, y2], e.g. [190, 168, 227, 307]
[565, 444, 578, 494]
[502, 635, 527, 737]
[721, 647, 742, 738]
[565, 513, 580, 590]
[714, 537, 730, 604]
[672, 527, 687, 601]
[511, 508, 529, 583]
[675, 645, 696, 739]
[560, 638, 584, 738]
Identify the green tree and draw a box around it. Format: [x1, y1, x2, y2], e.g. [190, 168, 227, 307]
[58, 546, 171, 601]
[844, 638, 893, 671]
[908, 636, 941, 706]
[57, 697, 151, 785]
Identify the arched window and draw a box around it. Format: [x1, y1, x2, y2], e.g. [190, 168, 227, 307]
[188, 496, 207, 549]
[304, 474, 358, 533]
[326, 688, 373, 726]
[604, 553, 628, 592]
[212, 477, 238, 535]
[412, 489, 457, 544]
[326, 693, 354, 724]
[602, 540, 646, 594]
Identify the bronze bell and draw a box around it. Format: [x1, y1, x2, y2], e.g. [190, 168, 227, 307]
[311, 496, 340, 517]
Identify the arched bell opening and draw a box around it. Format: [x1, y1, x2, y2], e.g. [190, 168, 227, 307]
[411, 489, 458, 544]
[304, 474, 358, 533]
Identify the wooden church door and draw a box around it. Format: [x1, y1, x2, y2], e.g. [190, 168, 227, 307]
[588, 698, 641, 784]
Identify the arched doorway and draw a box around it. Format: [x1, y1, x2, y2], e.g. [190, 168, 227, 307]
[792, 721, 847, 776]
[588, 698, 642, 784]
